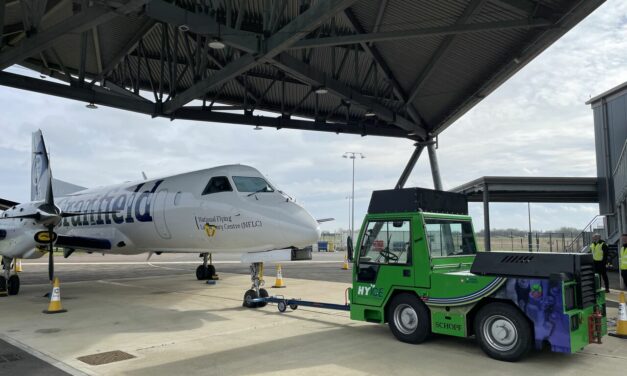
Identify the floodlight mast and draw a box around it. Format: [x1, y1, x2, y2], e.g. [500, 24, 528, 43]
[343, 152, 365, 243]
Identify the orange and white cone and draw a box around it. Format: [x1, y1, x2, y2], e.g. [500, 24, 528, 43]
[610, 292, 627, 339]
[342, 256, 349, 270]
[272, 264, 286, 288]
[14, 259, 22, 273]
[43, 278, 67, 314]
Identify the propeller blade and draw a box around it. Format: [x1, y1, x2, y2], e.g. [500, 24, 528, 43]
[48, 226, 54, 281]
[0, 213, 41, 220]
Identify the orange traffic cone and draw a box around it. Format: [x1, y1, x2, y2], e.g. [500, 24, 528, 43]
[610, 292, 627, 339]
[43, 278, 67, 314]
[272, 264, 286, 288]
[342, 256, 349, 270]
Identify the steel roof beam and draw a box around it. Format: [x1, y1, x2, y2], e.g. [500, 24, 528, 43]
[0, 0, 5, 47]
[343, 8, 426, 130]
[144, 0, 259, 54]
[489, 0, 558, 18]
[405, 0, 489, 108]
[290, 18, 551, 50]
[273, 53, 426, 138]
[89, 20, 156, 85]
[0, 0, 147, 70]
[164, 0, 358, 114]
[175, 108, 409, 138]
[263, 0, 358, 58]
[0, 70, 408, 138]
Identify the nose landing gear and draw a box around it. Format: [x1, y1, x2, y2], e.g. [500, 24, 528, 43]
[243, 262, 268, 308]
[0, 257, 19, 296]
[196, 252, 219, 281]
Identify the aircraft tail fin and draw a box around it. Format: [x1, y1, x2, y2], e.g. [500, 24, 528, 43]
[31, 130, 53, 204]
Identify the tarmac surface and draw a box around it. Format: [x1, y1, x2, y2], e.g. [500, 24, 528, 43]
[1, 252, 626, 376]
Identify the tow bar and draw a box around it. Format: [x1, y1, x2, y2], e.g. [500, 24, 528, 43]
[251, 295, 350, 313]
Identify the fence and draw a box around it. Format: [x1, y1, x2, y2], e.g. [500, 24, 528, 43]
[476, 232, 591, 253]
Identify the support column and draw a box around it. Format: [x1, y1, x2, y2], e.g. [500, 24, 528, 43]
[427, 140, 443, 191]
[395, 143, 425, 189]
[483, 184, 491, 252]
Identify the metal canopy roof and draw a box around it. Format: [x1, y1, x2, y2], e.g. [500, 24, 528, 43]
[451, 176, 600, 203]
[0, 0, 604, 140]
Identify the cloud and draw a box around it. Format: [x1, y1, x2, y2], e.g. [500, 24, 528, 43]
[1, 1, 625, 233]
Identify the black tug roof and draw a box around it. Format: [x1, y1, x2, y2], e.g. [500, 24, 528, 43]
[368, 188, 468, 215]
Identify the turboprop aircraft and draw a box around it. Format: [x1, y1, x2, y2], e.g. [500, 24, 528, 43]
[0, 131, 321, 306]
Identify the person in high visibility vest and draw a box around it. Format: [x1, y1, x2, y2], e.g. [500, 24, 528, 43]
[620, 234, 627, 290]
[590, 233, 610, 293]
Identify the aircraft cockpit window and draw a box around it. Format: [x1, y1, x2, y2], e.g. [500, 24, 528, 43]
[202, 176, 233, 195]
[232, 176, 274, 194]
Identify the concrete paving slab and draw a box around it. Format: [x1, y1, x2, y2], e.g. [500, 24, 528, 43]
[1, 270, 626, 376]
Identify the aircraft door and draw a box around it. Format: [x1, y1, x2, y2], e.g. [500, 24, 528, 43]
[153, 189, 172, 239]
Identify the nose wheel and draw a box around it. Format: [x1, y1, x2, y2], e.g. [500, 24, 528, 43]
[1, 257, 19, 296]
[243, 262, 268, 308]
[196, 253, 218, 280]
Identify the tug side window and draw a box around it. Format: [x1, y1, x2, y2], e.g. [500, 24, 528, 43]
[424, 219, 476, 257]
[359, 220, 411, 265]
[202, 176, 233, 195]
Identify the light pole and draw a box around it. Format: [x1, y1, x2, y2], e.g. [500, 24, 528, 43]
[346, 196, 351, 239]
[343, 152, 365, 243]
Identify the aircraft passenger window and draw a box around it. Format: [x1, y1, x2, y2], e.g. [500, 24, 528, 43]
[232, 176, 274, 193]
[359, 220, 411, 265]
[202, 176, 233, 195]
[424, 219, 477, 257]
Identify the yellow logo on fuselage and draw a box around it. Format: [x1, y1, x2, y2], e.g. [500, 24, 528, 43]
[204, 223, 217, 237]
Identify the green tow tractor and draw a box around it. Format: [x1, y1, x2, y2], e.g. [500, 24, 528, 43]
[252, 188, 607, 361]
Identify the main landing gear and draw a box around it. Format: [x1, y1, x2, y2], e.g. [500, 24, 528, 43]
[0, 257, 20, 296]
[243, 262, 268, 308]
[196, 252, 218, 281]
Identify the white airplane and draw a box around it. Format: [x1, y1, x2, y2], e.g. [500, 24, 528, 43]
[0, 131, 321, 307]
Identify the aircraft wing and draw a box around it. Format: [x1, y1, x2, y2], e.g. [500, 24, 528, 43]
[0, 198, 19, 210]
[56, 235, 112, 251]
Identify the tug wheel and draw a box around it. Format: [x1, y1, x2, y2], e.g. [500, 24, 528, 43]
[8, 275, 19, 296]
[278, 301, 287, 313]
[0, 276, 6, 296]
[387, 293, 430, 344]
[289, 304, 298, 311]
[474, 303, 533, 362]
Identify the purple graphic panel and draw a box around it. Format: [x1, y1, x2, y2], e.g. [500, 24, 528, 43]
[493, 278, 571, 352]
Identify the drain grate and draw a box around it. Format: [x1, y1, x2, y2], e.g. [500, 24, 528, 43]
[77, 350, 136, 366]
[0, 353, 24, 363]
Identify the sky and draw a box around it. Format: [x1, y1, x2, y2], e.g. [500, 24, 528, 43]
[1, 1, 626, 234]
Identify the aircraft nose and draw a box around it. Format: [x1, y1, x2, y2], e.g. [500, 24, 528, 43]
[281, 203, 321, 248]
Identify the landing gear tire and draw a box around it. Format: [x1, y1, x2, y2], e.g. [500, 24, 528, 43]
[474, 303, 533, 362]
[243, 289, 259, 308]
[257, 288, 269, 308]
[7, 275, 19, 296]
[196, 265, 208, 280]
[207, 265, 216, 279]
[387, 293, 431, 344]
[0, 276, 6, 296]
